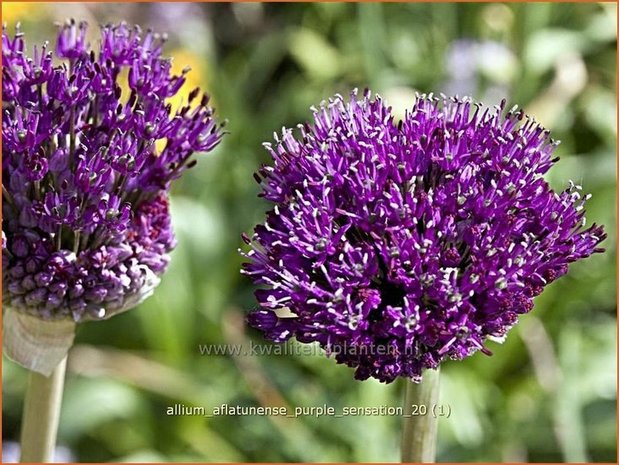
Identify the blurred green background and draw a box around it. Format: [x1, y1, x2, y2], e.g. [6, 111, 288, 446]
[2, 2, 616, 462]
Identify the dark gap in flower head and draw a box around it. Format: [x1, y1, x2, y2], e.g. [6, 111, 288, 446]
[377, 279, 407, 310]
[453, 241, 472, 269]
[371, 249, 406, 315]
[342, 224, 368, 246]
[310, 268, 330, 289]
[59, 225, 78, 251]
[432, 164, 447, 188]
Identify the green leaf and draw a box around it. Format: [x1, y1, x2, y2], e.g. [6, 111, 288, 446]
[288, 28, 341, 80]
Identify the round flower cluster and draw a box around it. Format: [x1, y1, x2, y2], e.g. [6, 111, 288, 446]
[2, 21, 223, 322]
[242, 90, 605, 383]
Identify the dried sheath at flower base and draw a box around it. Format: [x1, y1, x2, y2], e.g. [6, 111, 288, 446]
[241, 89, 606, 384]
[2, 20, 224, 375]
[3, 309, 76, 377]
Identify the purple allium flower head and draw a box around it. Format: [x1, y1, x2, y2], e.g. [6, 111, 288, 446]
[241, 89, 606, 384]
[2, 21, 224, 322]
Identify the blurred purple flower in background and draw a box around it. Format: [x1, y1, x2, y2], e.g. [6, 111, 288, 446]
[2, 441, 75, 463]
[242, 89, 605, 383]
[2, 20, 224, 323]
[444, 40, 518, 104]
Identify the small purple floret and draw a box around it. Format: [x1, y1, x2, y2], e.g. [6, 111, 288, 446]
[241, 90, 606, 383]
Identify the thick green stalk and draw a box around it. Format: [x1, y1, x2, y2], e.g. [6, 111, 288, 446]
[19, 357, 67, 463]
[401, 367, 440, 463]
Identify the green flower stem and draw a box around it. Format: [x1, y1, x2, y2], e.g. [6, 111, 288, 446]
[19, 356, 67, 463]
[401, 367, 440, 463]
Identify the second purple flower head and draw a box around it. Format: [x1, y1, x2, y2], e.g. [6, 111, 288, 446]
[2, 20, 224, 323]
[242, 89, 605, 383]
